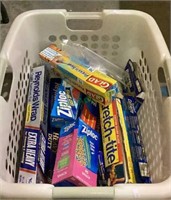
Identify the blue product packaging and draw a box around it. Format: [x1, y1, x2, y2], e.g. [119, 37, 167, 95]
[77, 119, 100, 174]
[49, 78, 62, 114]
[46, 78, 61, 180]
[97, 151, 107, 186]
[121, 96, 151, 183]
[46, 128, 60, 182]
[123, 59, 145, 100]
[51, 80, 82, 128]
[18, 65, 49, 183]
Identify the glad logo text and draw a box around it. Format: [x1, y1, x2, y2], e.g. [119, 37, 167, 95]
[86, 89, 104, 103]
[87, 76, 111, 90]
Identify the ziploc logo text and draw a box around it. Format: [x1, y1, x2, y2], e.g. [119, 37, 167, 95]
[64, 122, 76, 133]
[57, 90, 73, 118]
[31, 71, 42, 121]
[87, 75, 112, 90]
[81, 124, 98, 140]
[100, 104, 118, 167]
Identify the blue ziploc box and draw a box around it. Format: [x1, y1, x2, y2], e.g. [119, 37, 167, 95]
[45, 77, 61, 182]
[121, 96, 151, 183]
[18, 65, 50, 183]
[123, 59, 145, 100]
[51, 80, 82, 128]
[49, 77, 62, 114]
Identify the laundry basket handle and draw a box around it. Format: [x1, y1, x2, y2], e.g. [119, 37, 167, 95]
[163, 57, 171, 95]
[0, 54, 13, 103]
[0, 55, 10, 100]
[65, 11, 104, 30]
[65, 10, 122, 30]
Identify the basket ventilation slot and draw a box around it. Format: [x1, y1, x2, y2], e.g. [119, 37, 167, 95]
[5, 50, 30, 181]
[138, 51, 163, 182]
[49, 34, 120, 62]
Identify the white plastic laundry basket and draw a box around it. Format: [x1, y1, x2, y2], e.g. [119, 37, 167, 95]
[0, 10, 171, 200]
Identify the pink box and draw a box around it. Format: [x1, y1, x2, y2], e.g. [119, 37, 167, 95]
[52, 120, 99, 186]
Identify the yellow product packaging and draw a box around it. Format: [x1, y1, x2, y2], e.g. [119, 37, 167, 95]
[115, 98, 136, 183]
[99, 100, 125, 185]
[39, 44, 122, 105]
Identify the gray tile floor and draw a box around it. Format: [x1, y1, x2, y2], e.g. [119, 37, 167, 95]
[120, 1, 170, 52]
[0, 1, 170, 51]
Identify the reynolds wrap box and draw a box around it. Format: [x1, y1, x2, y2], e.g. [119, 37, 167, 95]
[52, 119, 100, 186]
[80, 97, 98, 129]
[121, 96, 151, 183]
[39, 44, 122, 105]
[51, 80, 82, 128]
[18, 65, 49, 183]
[99, 100, 127, 185]
[18, 128, 42, 183]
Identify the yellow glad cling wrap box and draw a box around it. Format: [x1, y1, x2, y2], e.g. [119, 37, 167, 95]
[39, 44, 122, 105]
